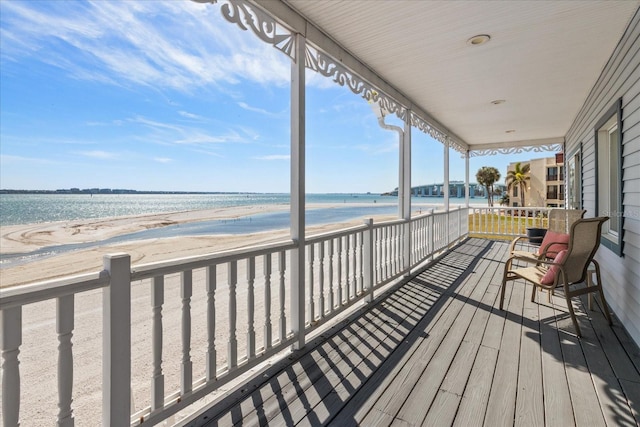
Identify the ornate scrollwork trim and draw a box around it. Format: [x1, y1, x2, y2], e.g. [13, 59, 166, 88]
[411, 112, 467, 154]
[469, 143, 563, 157]
[305, 46, 407, 122]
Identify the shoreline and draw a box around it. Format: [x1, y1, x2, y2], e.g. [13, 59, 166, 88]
[0, 203, 400, 288]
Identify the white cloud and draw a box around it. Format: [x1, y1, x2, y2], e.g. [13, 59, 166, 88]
[154, 157, 173, 163]
[130, 115, 245, 146]
[0, 0, 291, 92]
[178, 111, 206, 121]
[237, 102, 277, 117]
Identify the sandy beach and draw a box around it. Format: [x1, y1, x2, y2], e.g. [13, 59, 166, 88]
[0, 203, 397, 288]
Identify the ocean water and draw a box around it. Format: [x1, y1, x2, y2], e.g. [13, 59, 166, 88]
[0, 193, 480, 227]
[0, 193, 486, 266]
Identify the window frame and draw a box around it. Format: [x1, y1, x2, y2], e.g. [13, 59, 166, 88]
[594, 98, 624, 256]
[567, 143, 582, 210]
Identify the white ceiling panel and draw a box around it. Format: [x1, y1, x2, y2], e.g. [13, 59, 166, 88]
[281, 0, 639, 149]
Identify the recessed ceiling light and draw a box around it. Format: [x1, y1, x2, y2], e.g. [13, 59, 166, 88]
[467, 34, 491, 46]
[491, 99, 506, 105]
[505, 129, 516, 133]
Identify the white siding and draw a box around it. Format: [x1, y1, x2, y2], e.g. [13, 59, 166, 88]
[565, 8, 640, 344]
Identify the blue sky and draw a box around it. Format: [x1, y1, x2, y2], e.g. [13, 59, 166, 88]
[0, 0, 553, 194]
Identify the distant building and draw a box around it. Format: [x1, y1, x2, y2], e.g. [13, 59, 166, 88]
[384, 181, 506, 199]
[506, 155, 564, 208]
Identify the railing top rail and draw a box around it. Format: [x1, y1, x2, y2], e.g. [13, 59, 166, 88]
[0, 270, 109, 309]
[131, 238, 297, 280]
[305, 223, 369, 244]
[470, 206, 551, 211]
[371, 218, 407, 230]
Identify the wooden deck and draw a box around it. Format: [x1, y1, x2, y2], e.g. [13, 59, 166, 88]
[186, 238, 640, 427]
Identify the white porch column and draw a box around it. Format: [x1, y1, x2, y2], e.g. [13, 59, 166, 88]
[444, 141, 450, 211]
[401, 117, 411, 274]
[401, 118, 411, 220]
[290, 33, 306, 350]
[444, 141, 450, 246]
[465, 150, 470, 207]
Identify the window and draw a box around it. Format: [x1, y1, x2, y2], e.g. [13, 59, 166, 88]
[513, 186, 518, 198]
[567, 145, 581, 209]
[595, 98, 623, 255]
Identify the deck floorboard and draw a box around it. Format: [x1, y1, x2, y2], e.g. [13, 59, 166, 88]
[188, 239, 640, 427]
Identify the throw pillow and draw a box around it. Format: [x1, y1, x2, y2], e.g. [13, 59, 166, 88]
[540, 249, 568, 285]
[538, 230, 569, 258]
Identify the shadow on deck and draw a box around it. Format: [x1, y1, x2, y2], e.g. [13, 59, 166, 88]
[184, 238, 640, 427]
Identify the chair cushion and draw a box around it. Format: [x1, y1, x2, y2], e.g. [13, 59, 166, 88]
[538, 230, 569, 258]
[540, 249, 568, 285]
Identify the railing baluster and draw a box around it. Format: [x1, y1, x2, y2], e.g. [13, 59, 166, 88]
[206, 265, 217, 382]
[509, 209, 514, 235]
[375, 228, 381, 282]
[393, 225, 398, 274]
[389, 226, 393, 274]
[151, 276, 164, 412]
[337, 237, 343, 307]
[393, 225, 398, 275]
[363, 219, 374, 302]
[394, 225, 398, 274]
[181, 270, 192, 394]
[263, 254, 272, 350]
[430, 212, 434, 259]
[382, 227, 388, 279]
[228, 261, 238, 369]
[328, 240, 334, 312]
[278, 252, 286, 342]
[358, 231, 363, 295]
[318, 242, 325, 317]
[56, 295, 74, 427]
[2, 306, 22, 427]
[246, 257, 256, 359]
[308, 244, 315, 322]
[352, 234, 358, 297]
[471, 208, 475, 234]
[492, 207, 496, 236]
[344, 235, 350, 301]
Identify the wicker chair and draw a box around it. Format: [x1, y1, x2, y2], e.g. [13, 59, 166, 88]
[500, 217, 612, 337]
[509, 208, 586, 260]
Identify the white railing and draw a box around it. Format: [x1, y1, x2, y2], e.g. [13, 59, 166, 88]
[468, 206, 550, 238]
[0, 207, 468, 426]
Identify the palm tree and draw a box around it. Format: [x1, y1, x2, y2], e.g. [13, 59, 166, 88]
[506, 162, 531, 207]
[476, 166, 501, 206]
[499, 193, 510, 206]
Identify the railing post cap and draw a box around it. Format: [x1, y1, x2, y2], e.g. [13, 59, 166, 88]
[103, 253, 130, 260]
[363, 218, 373, 225]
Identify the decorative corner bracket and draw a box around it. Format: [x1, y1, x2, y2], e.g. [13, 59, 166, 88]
[214, 0, 296, 60]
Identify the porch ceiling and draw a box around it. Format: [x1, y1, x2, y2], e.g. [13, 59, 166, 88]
[281, 0, 639, 152]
